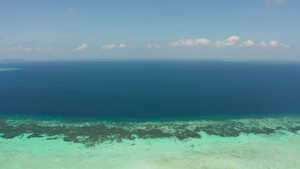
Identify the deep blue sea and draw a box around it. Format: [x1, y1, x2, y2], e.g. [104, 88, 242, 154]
[0, 61, 300, 118]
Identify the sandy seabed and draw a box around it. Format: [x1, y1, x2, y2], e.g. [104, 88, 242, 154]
[1, 116, 300, 169]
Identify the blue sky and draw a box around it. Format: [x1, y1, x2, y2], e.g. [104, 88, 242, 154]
[0, 0, 299, 61]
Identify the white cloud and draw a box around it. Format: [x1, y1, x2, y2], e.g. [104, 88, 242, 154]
[264, 0, 288, 3]
[215, 36, 240, 47]
[102, 44, 116, 49]
[169, 39, 196, 47]
[269, 40, 278, 47]
[3, 46, 54, 52]
[102, 43, 136, 49]
[75, 43, 88, 51]
[7, 46, 24, 51]
[168, 38, 211, 48]
[195, 38, 211, 46]
[258, 41, 268, 48]
[147, 36, 291, 50]
[257, 40, 290, 49]
[147, 44, 164, 48]
[119, 44, 127, 48]
[24, 48, 31, 52]
[168, 41, 178, 47]
[242, 40, 255, 47]
[178, 39, 196, 47]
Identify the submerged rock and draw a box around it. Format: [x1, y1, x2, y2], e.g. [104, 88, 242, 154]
[0, 115, 299, 147]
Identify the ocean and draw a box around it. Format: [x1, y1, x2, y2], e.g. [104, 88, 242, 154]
[0, 61, 300, 169]
[1, 61, 300, 118]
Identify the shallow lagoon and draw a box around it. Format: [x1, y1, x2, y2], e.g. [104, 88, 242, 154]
[1, 115, 300, 169]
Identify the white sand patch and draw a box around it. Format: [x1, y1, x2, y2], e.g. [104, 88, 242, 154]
[0, 131, 299, 169]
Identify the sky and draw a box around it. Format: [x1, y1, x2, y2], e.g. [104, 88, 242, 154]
[0, 0, 299, 61]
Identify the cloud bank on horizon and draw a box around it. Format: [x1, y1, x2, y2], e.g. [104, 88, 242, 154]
[0, 46, 54, 52]
[147, 36, 290, 49]
[0, 36, 292, 53]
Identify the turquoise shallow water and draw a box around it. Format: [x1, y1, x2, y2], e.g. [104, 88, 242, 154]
[0, 114, 300, 169]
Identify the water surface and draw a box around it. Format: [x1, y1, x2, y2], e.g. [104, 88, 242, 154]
[0, 61, 299, 118]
